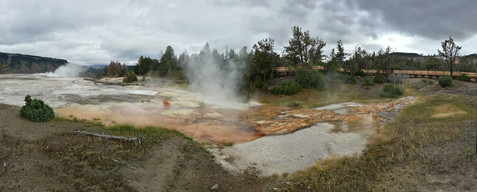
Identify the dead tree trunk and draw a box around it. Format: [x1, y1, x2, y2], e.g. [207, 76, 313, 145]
[73, 129, 141, 144]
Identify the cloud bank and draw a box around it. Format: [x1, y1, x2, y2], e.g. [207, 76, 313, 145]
[0, 0, 475, 65]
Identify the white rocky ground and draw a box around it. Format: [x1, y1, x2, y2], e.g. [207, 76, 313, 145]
[210, 122, 370, 176]
[0, 74, 157, 108]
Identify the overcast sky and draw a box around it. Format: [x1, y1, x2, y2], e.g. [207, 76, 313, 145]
[0, 0, 476, 65]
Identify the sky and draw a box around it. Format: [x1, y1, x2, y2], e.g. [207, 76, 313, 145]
[0, 0, 476, 65]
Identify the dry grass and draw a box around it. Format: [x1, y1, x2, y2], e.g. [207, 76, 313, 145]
[430, 104, 467, 118]
[280, 94, 477, 191]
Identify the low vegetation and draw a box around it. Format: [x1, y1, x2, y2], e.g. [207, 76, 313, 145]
[421, 78, 434, 85]
[270, 80, 301, 96]
[122, 71, 138, 83]
[362, 77, 374, 88]
[19, 95, 54, 122]
[456, 73, 470, 82]
[373, 71, 385, 84]
[283, 94, 476, 191]
[380, 84, 403, 98]
[294, 69, 325, 89]
[438, 75, 453, 87]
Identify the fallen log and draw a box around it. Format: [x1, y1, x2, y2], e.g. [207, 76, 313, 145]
[72, 129, 141, 144]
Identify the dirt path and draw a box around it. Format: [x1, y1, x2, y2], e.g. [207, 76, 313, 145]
[122, 141, 180, 191]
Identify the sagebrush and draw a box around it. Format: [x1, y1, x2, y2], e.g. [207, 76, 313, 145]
[438, 75, 452, 87]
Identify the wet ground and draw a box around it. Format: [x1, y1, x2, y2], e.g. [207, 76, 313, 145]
[0, 74, 415, 175]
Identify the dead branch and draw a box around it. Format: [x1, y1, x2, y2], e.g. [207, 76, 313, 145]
[112, 158, 137, 170]
[73, 129, 141, 144]
[162, 140, 168, 151]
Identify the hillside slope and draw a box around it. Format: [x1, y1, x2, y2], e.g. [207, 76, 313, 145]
[0, 52, 67, 74]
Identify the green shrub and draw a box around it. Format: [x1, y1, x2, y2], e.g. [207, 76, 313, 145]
[456, 73, 470, 82]
[355, 70, 366, 77]
[269, 86, 283, 95]
[270, 80, 301, 95]
[345, 75, 357, 85]
[422, 78, 434, 85]
[380, 84, 403, 98]
[284, 81, 300, 95]
[294, 69, 324, 89]
[123, 71, 138, 83]
[438, 75, 452, 87]
[373, 72, 384, 84]
[254, 76, 263, 89]
[20, 95, 55, 122]
[362, 77, 374, 87]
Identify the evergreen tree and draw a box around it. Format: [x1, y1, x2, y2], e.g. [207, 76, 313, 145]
[284, 26, 326, 67]
[335, 40, 349, 72]
[250, 38, 280, 82]
[158, 45, 178, 77]
[424, 57, 442, 71]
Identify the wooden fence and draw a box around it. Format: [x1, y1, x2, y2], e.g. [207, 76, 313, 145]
[274, 66, 477, 80]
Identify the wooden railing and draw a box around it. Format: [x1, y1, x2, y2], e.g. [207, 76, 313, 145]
[274, 66, 477, 78]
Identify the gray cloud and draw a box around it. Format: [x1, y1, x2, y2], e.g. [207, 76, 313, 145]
[349, 0, 477, 40]
[0, 0, 475, 65]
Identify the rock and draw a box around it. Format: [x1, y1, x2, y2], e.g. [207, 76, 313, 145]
[211, 184, 219, 190]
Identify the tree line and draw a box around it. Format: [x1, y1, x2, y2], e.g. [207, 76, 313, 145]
[98, 26, 472, 95]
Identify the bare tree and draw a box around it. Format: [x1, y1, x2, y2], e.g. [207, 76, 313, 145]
[438, 36, 461, 77]
[389, 72, 408, 91]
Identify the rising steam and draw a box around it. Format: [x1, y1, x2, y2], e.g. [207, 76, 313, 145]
[47, 63, 87, 77]
[184, 44, 247, 109]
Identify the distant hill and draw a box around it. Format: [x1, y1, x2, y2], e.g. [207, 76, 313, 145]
[463, 53, 477, 58]
[80, 65, 106, 77]
[390, 52, 422, 57]
[79, 65, 136, 77]
[0, 52, 67, 74]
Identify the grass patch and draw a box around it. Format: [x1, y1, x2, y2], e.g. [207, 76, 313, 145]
[107, 124, 193, 143]
[257, 84, 390, 108]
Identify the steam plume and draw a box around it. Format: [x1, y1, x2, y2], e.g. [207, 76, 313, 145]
[184, 44, 247, 109]
[47, 63, 87, 77]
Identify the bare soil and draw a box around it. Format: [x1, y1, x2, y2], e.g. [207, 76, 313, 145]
[0, 104, 273, 192]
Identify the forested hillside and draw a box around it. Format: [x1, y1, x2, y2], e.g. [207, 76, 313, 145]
[0, 52, 67, 74]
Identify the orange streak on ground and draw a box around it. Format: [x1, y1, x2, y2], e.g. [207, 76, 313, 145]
[55, 97, 415, 143]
